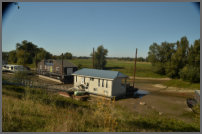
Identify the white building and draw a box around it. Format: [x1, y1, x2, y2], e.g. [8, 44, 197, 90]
[72, 68, 128, 97]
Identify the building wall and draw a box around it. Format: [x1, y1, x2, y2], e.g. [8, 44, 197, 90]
[74, 75, 113, 97]
[38, 60, 77, 76]
[52, 61, 62, 75]
[111, 77, 126, 97]
[37, 60, 45, 71]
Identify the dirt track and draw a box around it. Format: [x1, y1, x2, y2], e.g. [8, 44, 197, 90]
[116, 79, 196, 123]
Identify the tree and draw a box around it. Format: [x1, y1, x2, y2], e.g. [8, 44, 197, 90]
[8, 50, 17, 63]
[64, 52, 72, 59]
[16, 40, 38, 64]
[179, 39, 200, 82]
[147, 43, 160, 65]
[91, 45, 108, 69]
[167, 37, 189, 78]
[2, 52, 8, 61]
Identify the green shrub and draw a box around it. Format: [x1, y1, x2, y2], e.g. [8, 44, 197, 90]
[179, 65, 200, 83]
[153, 63, 165, 75]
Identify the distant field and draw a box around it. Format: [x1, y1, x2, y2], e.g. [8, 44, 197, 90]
[69, 59, 166, 78]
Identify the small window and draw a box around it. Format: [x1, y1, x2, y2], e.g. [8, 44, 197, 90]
[98, 79, 100, 87]
[102, 80, 104, 87]
[11, 67, 13, 70]
[106, 80, 108, 88]
[94, 88, 97, 91]
[90, 78, 94, 81]
[75, 76, 77, 82]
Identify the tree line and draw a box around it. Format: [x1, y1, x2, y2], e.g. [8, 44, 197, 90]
[2, 40, 73, 66]
[148, 36, 200, 83]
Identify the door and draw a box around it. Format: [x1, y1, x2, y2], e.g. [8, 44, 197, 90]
[50, 66, 52, 72]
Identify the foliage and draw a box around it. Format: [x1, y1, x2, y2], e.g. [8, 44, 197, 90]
[77, 64, 82, 69]
[5, 40, 73, 66]
[13, 71, 31, 83]
[179, 65, 200, 83]
[148, 37, 200, 83]
[2, 84, 200, 132]
[91, 45, 108, 69]
[8, 50, 17, 63]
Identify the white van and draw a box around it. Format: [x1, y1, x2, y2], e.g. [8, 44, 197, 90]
[2, 65, 27, 72]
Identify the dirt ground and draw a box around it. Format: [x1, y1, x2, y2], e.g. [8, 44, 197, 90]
[116, 79, 196, 123]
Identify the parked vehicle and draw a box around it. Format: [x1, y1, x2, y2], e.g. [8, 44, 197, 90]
[2, 64, 28, 73]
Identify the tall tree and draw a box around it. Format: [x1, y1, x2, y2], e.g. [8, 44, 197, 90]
[16, 40, 38, 64]
[167, 37, 189, 78]
[91, 45, 108, 69]
[8, 50, 17, 63]
[179, 39, 200, 82]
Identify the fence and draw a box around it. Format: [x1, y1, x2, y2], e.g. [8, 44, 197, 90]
[2, 78, 71, 93]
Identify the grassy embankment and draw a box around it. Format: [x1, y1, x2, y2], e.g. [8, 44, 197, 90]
[2, 83, 200, 132]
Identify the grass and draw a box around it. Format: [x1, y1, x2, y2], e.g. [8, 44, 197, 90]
[69, 59, 166, 78]
[162, 79, 200, 90]
[2, 84, 200, 132]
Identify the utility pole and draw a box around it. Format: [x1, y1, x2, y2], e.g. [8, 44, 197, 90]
[93, 48, 94, 68]
[61, 53, 64, 83]
[35, 50, 37, 73]
[133, 48, 138, 88]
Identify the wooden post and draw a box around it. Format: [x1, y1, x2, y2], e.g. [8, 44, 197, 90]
[133, 48, 138, 88]
[93, 48, 94, 68]
[35, 50, 37, 73]
[61, 53, 64, 82]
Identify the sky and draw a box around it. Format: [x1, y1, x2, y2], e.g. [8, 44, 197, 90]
[2, 2, 200, 58]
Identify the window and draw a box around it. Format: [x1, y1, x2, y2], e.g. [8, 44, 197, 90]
[106, 80, 108, 88]
[102, 80, 104, 87]
[11, 67, 13, 70]
[94, 88, 97, 91]
[75, 76, 77, 82]
[98, 79, 100, 87]
[90, 78, 94, 81]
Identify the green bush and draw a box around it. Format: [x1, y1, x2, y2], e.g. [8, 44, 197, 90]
[153, 63, 165, 75]
[179, 66, 200, 83]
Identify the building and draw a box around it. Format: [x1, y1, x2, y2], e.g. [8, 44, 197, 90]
[72, 68, 128, 97]
[37, 59, 77, 83]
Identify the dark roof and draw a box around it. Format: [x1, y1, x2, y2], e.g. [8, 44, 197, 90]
[72, 68, 128, 79]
